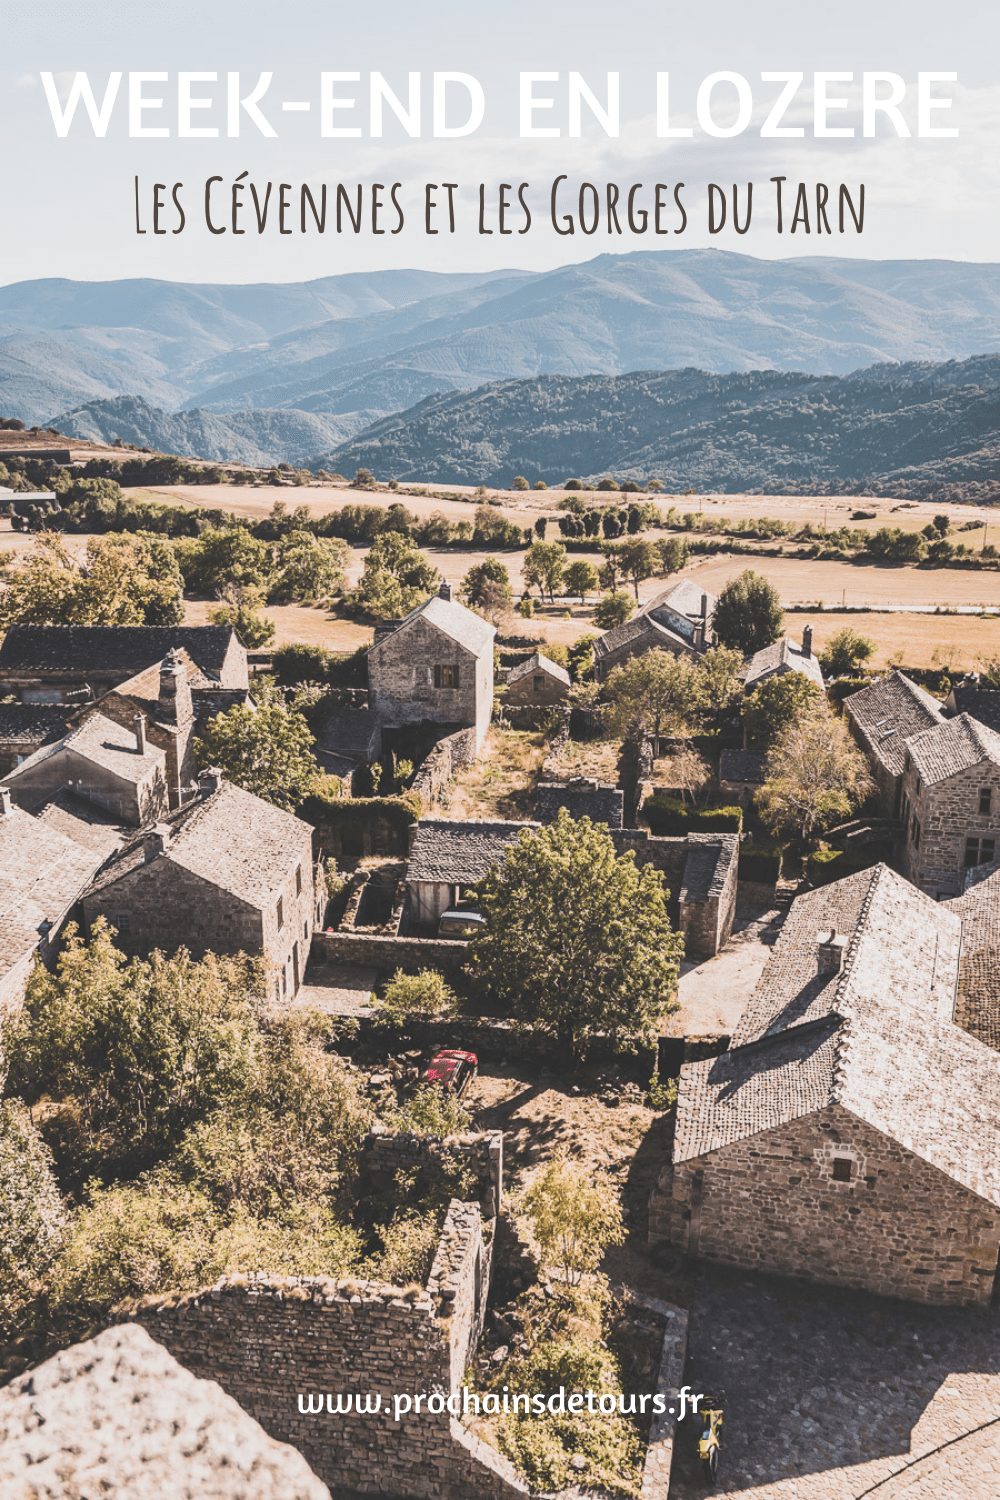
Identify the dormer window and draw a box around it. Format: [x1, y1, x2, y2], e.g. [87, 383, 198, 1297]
[979, 787, 993, 816]
[434, 664, 459, 689]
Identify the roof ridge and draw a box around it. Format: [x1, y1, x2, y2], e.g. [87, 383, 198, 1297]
[830, 861, 884, 1014]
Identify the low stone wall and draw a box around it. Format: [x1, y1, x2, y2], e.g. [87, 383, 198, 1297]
[638, 1300, 689, 1500]
[312, 928, 469, 981]
[361, 1129, 503, 1217]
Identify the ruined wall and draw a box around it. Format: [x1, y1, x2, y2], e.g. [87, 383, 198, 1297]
[410, 728, 477, 806]
[677, 835, 739, 959]
[658, 1104, 1000, 1306]
[311, 928, 470, 981]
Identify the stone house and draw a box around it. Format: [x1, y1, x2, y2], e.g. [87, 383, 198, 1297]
[0, 787, 106, 1017]
[945, 675, 1000, 732]
[650, 863, 1000, 1306]
[743, 626, 824, 694]
[404, 816, 737, 957]
[5, 710, 170, 827]
[0, 623, 248, 703]
[94, 649, 203, 810]
[718, 748, 766, 806]
[81, 770, 321, 1003]
[368, 583, 495, 751]
[843, 669, 945, 816]
[592, 578, 717, 682]
[899, 713, 1000, 897]
[505, 651, 570, 705]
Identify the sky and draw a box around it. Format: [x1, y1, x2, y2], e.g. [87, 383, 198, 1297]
[2, 0, 999, 285]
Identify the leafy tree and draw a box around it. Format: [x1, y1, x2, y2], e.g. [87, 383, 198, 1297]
[820, 626, 876, 678]
[519, 1156, 625, 1286]
[271, 642, 332, 686]
[743, 672, 822, 749]
[696, 646, 746, 726]
[0, 532, 184, 627]
[467, 811, 681, 1062]
[617, 538, 659, 599]
[268, 531, 349, 604]
[523, 540, 567, 603]
[564, 559, 599, 602]
[712, 570, 784, 656]
[195, 700, 321, 809]
[656, 535, 688, 576]
[593, 591, 634, 629]
[513, 475, 530, 491]
[393, 1083, 472, 1138]
[567, 634, 597, 682]
[0, 1100, 66, 1341]
[175, 525, 269, 596]
[377, 969, 458, 1026]
[461, 557, 513, 612]
[604, 649, 701, 745]
[354, 467, 377, 488]
[208, 584, 276, 648]
[351, 531, 439, 619]
[9, 922, 262, 1168]
[757, 705, 873, 841]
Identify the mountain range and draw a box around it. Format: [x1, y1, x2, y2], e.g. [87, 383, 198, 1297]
[326, 357, 1000, 501]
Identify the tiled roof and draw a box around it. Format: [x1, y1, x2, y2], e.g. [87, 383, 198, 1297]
[86, 781, 310, 908]
[507, 652, 571, 688]
[946, 863, 1000, 1052]
[905, 712, 1000, 786]
[106, 649, 213, 713]
[675, 863, 1000, 1207]
[0, 1325, 332, 1500]
[645, 578, 717, 621]
[0, 624, 238, 679]
[30, 791, 124, 859]
[0, 702, 69, 745]
[312, 704, 381, 758]
[406, 819, 534, 885]
[374, 593, 495, 658]
[843, 670, 945, 776]
[719, 749, 767, 786]
[0, 805, 102, 979]
[6, 712, 165, 788]
[680, 833, 738, 905]
[593, 576, 716, 662]
[534, 780, 624, 828]
[744, 635, 824, 691]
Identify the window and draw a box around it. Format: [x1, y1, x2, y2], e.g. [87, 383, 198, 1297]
[979, 787, 993, 816]
[276, 896, 284, 930]
[295, 863, 303, 896]
[911, 816, 921, 849]
[433, 663, 459, 689]
[114, 913, 130, 933]
[965, 836, 996, 868]
[831, 1156, 853, 1183]
[533, 675, 544, 694]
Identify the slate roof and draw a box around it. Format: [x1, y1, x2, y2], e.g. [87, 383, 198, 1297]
[674, 863, 1000, 1208]
[947, 681, 1000, 732]
[534, 779, 624, 828]
[105, 650, 213, 714]
[680, 833, 738, 905]
[946, 863, 1000, 1052]
[0, 1324, 332, 1500]
[843, 670, 945, 776]
[507, 651, 571, 688]
[593, 577, 716, 663]
[0, 624, 238, 680]
[30, 791, 124, 859]
[406, 819, 535, 885]
[373, 592, 495, 658]
[905, 712, 1000, 786]
[744, 635, 824, 691]
[85, 780, 310, 909]
[0, 804, 103, 981]
[312, 704, 381, 759]
[6, 712, 165, 788]
[719, 749, 767, 786]
[0, 702, 69, 746]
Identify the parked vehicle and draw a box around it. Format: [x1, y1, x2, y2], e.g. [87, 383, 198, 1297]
[695, 1392, 725, 1485]
[420, 1048, 478, 1096]
[437, 908, 485, 938]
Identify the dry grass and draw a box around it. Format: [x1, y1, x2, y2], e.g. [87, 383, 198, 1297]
[434, 727, 549, 820]
[543, 736, 620, 783]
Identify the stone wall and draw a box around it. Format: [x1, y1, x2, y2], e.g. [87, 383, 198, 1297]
[410, 727, 477, 806]
[312, 928, 470, 982]
[902, 756, 1000, 898]
[654, 1104, 1000, 1306]
[677, 834, 739, 958]
[369, 616, 493, 751]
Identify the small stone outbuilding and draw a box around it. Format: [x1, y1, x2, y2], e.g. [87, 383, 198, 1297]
[505, 651, 570, 705]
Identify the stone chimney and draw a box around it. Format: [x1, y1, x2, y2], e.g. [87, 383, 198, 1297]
[133, 714, 146, 755]
[802, 624, 813, 659]
[816, 928, 847, 975]
[144, 823, 172, 861]
[438, 580, 452, 602]
[158, 649, 193, 727]
[198, 766, 223, 799]
[700, 592, 712, 647]
[0, 787, 11, 817]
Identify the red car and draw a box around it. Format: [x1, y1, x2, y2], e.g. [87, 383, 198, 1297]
[420, 1048, 478, 1096]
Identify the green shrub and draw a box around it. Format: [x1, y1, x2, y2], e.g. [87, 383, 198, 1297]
[642, 794, 743, 835]
[377, 969, 458, 1026]
[805, 848, 874, 885]
[739, 845, 784, 884]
